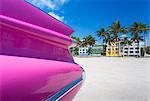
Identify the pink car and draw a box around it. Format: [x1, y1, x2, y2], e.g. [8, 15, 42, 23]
[0, 0, 84, 100]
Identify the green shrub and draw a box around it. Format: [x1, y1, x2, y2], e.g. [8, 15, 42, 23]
[145, 46, 150, 54]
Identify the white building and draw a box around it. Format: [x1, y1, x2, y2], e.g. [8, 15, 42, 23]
[91, 45, 103, 56]
[78, 45, 104, 56]
[78, 47, 89, 56]
[120, 42, 141, 56]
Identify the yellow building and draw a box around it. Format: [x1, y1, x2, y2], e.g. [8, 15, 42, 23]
[106, 42, 120, 56]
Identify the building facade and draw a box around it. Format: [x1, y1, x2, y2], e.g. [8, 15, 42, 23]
[106, 42, 120, 56]
[78, 45, 103, 56]
[91, 45, 103, 56]
[78, 47, 89, 56]
[106, 41, 142, 57]
[120, 42, 141, 56]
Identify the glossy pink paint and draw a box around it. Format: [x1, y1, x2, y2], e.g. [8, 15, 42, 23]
[0, 55, 82, 100]
[0, 15, 74, 62]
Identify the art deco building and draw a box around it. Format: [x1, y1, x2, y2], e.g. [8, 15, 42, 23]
[106, 42, 120, 56]
[106, 41, 143, 57]
[120, 42, 142, 57]
[78, 45, 104, 56]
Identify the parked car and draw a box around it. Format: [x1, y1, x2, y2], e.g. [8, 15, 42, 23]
[0, 0, 84, 100]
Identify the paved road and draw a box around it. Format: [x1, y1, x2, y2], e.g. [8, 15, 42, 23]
[73, 57, 150, 101]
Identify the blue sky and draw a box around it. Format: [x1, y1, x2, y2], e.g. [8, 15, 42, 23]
[26, 0, 150, 44]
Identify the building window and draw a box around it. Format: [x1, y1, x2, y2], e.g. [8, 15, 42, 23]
[130, 51, 133, 53]
[125, 48, 128, 50]
[129, 55, 133, 56]
[135, 47, 139, 49]
[135, 51, 139, 53]
[130, 48, 133, 49]
[124, 51, 128, 53]
[83, 49, 85, 51]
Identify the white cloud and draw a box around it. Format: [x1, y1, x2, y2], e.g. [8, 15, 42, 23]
[48, 12, 64, 22]
[29, 0, 55, 10]
[39, 0, 69, 10]
[47, 0, 69, 22]
[40, 0, 56, 10]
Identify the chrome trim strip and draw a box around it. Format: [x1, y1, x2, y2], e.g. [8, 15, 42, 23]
[46, 77, 83, 101]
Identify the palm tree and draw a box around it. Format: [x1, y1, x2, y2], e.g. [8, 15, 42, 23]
[71, 35, 96, 56]
[82, 35, 96, 56]
[96, 28, 108, 43]
[120, 36, 132, 56]
[83, 35, 96, 46]
[96, 27, 110, 55]
[87, 47, 93, 56]
[132, 34, 143, 57]
[129, 22, 150, 57]
[123, 37, 132, 46]
[71, 36, 83, 47]
[70, 47, 79, 56]
[108, 21, 127, 42]
[108, 21, 127, 56]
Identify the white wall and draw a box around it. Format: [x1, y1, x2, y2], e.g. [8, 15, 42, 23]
[79, 47, 89, 56]
[122, 43, 141, 56]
